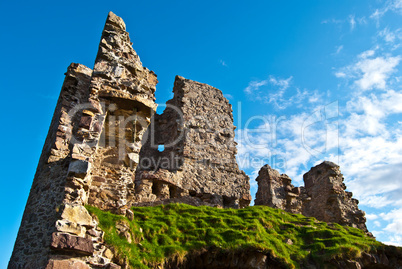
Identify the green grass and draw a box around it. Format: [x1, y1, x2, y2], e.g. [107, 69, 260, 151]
[86, 203, 384, 268]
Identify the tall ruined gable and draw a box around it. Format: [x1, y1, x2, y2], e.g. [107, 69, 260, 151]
[9, 12, 158, 269]
[136, 76, 252, 208]
[83, 11, 158, 212]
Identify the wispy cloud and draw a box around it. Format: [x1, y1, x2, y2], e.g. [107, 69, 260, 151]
[370, 0, 402, 26]
[335, 45, 344, 54]
[223, 93, 233, 100]
[349, 15, 356, 31]
[322, 14, 366, 30]
[244, 76, 321, 110]
[336, 49, 401, 91]
[378, 27, 402, 50]
[380, 207, 402, 245]
[321, 18, 343, 24]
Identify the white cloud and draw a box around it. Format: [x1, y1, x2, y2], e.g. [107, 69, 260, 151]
[244, 76, 322, 110]
[321, 18, 343, 24]
[379, 28, 397, 43]
[355, 56, 401, 90]
[220, 59, 228, 67]
[224, 93, 234, 100]
[349, 15, 356, 31]
[378, 28, 402, 50]
[269, 76, 292, 91]
[370, 0, 402, 26]
[380, 208, 402, 235]
[358, 49, 376, 59]
[336, 45, 344, 54]
[236, 101, 339, 185]
[336, 50, 401, 91]
[244, 79, 268, 95]
[335, 71, 346, 78]
[382, 236, 402, 247]
[366, 214, 378, 220]
[322, 15, 366, 30]
[370, 9, 385, 27]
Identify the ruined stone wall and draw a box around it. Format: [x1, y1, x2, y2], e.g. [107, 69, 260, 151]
[254, 165, 302, 214]
[255, 161, 368, 233]
[10, 11, 251, 269]
[302, 161, 367, 231]
[9, 12, 157, 269]
[135, 76, 251, 208]
[9, 63, 93, 268]
[85, 10, 157, 213]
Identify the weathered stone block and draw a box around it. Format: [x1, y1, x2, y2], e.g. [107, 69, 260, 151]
[55, 219, 86, 237]
[127, 153, 139, 164]
[68, 159, 91, 178]
[79, 115, 92, 129]
[50, 232, 94, 255]
[46, 259, 90, 269]
[61, 204, 93, 226]
[106, 263, 122, 269]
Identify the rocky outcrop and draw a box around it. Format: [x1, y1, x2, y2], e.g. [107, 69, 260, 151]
[255, 161, 369, 233]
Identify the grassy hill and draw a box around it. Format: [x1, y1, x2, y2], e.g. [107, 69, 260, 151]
[87, 203, 391, 268]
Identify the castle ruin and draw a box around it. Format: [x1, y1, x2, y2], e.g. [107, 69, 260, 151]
[9, 12, 250, 269]
[9, 12, 371, 269]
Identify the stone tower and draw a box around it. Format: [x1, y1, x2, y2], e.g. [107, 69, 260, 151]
[9, 12, 250, 268]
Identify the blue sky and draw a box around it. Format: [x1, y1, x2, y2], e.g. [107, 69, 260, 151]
[1, 0, 402, 266]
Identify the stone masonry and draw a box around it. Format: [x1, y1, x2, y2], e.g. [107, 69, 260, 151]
[135, 76, 251, 208]
[255, 161, 369, 233]
[9, 12, 250, 269]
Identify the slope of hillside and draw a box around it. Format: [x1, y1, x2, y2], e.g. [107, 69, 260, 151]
[87, 203, 401, 268]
